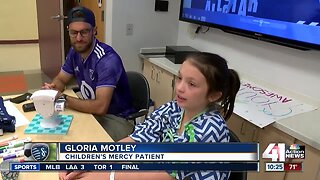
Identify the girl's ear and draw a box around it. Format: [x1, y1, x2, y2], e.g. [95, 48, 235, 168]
[209, 91, 222, 103]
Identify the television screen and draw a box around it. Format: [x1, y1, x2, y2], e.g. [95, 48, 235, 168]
[179, 0, 320, 50]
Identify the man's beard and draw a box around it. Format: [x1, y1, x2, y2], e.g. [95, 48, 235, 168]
[72, 40, 92, 54]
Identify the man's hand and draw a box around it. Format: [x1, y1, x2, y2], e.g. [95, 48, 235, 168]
[42, 82, 63, 99]
[42, 82, 56, 89]
[42, 71, 72, 92]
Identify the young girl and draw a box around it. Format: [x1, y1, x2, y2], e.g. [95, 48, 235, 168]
[60, 52, 240, 180]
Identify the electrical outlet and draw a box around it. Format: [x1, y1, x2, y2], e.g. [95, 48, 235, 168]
[126, 23, 133, 36]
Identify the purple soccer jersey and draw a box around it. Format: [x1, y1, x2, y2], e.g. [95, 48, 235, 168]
[61, 39, 135, 117]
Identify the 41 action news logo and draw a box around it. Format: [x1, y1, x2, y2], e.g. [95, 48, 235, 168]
[262, 143, 305, 162]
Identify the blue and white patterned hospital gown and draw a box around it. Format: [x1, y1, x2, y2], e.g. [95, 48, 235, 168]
[130, 101, 231, 180]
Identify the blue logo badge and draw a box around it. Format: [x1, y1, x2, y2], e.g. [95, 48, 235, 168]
[31, 143, 50, 161]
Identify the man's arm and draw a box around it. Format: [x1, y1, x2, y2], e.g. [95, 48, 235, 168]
[65, 87, 113, 116]
[43, 71, 73, 92]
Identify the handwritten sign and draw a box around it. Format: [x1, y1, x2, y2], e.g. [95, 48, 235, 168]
[234, 81, 317, 128]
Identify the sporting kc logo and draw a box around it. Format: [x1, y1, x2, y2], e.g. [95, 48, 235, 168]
[31, 143, 50, 161]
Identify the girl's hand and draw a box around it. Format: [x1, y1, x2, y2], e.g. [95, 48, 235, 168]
[59, 171, 86, 180]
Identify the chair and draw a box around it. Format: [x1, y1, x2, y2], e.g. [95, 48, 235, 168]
[228, 129, 248, 180]
[126, 71, 150, 125]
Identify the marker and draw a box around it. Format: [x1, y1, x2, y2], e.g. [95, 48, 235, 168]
[0, 135, 18, 144]
[16, 157, 25, 163]
[0, 138, 21, 148]
[0, 137, 29, 149]
[9, 157, 25, 163]
[0, 137, 32, 150]
[0, 146, 24, 157]
[3, 150, 24, 161]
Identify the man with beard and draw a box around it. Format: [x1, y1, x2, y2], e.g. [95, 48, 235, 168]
[42, 6, 135, 141]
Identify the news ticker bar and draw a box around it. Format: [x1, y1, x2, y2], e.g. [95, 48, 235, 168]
[265, 162, 303, 172]
[58, 143, 258, 153]
[24, 142, 259, 162]
[10, 162, 259, 172]
[59, 143, 258, 161]
[58, 153, 258, 161]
